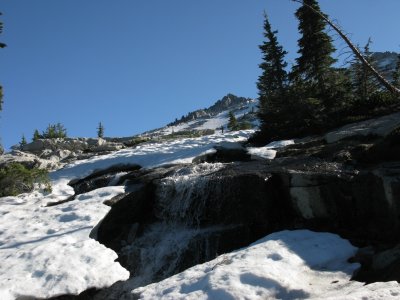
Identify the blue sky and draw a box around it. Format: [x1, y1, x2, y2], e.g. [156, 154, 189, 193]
[1, 0, 399, 149]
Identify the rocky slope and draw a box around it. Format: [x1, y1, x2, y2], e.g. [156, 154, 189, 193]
[45, 111, 400, 299]
[2, 94, 256, 170]
[2, 105, 400, 299]
[138, 93, 258, 138]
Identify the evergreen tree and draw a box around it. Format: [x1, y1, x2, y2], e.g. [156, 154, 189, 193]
[19, 135, 27, 149]
[42, 123, 67, 139]
[257, 12, 288, 114]
[257, 13, 289, 135]
[291, 0, 336, 93]
[55, 123, 67, 138]
[288, 0, 349, 130]
[42, 124, 55, 139]
[227, 111, 238, 131]
[33, 129, 41, 141]
[97, 122, 104, 138]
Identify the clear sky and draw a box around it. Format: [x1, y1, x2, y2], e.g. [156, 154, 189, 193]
[1, 0, 399, 149]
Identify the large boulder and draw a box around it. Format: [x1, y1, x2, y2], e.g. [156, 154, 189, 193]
[18, 138, 125, 162]
[0, 150, 59, 170]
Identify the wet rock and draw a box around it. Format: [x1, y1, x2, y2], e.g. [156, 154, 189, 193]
[69, 164, 141, 195]
[193, 142, 251, 163]
[96, 183, 155, 251]
[353, 244, 400, 283]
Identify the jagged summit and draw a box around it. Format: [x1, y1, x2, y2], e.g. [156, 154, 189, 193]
[167, 93, 254, 126]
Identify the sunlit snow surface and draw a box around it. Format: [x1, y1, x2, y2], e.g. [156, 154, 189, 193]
[132, 230, 400, 300]
[247, 139, 294, 160]
[2, 131, 400, 299]
[0, 131, 252, 299]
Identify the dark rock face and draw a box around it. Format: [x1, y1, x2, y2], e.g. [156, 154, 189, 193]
[94, 155, 400, 292]
[69, 164, 141, 196]
[94, 162, 293, 293]
[96, 183, 155, 251]
[83, 120, 400, 298]
[353, 242, 400, 284]
[96, 155, 400, 295]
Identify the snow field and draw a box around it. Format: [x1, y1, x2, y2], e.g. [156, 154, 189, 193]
[1, 128, 400, 299]
[0, 131, 252, 299]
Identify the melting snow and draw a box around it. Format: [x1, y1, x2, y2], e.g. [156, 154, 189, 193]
[0, 131, 252, 299]
[1, 130, 400, 299]
[247, 139, 294, 160]
[132, 230, 400, 300]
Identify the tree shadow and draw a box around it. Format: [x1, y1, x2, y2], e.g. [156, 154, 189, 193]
[0, 226, 92, 250]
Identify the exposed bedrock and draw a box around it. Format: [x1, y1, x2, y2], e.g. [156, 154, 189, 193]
[59, 121, 399, 297]
[93, 155, 400, 292]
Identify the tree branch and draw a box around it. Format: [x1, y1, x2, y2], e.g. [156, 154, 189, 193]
[291, 0, 400, 96]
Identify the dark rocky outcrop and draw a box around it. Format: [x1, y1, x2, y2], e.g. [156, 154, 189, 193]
[193, 142, 251, 163]
[92, 155, 400, 297]
[69, 164, 141, 196]
[54, 113, 400, 299]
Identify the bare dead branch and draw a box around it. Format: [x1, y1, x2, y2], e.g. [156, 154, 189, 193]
[291, 0, 400, 96]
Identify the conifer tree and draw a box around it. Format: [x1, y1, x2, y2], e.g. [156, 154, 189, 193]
[42, 123, 67, 139]
[20, 135, 27, 148]
[55, 123, 67, 138]
[33, 129, 41, 141]
[227, 111, 238, 131]
[292, 0, 336, 92]
[97, 122, 104, 138]
[257, 12, 288, 115]
[42, 125, 56, 139]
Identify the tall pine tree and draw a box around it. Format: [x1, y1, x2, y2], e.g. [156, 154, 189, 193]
[256, 13, 288, 139]
[257, 13, 288, 111]
[32, 129, 41, 141]
[97, 122, 104, 138]
[288, 0, 351, 130]
[292, 0, 336, 93]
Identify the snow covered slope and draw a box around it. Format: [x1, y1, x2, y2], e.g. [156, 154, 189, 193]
[2, 120, 400, 299]
[138, 94, 258, 138]
[0, 131, 252, 299]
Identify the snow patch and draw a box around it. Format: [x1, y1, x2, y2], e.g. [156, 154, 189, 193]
[131, 230, 400, 300]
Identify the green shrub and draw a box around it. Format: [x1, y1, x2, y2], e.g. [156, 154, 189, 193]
[0, 163, 52, 197]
